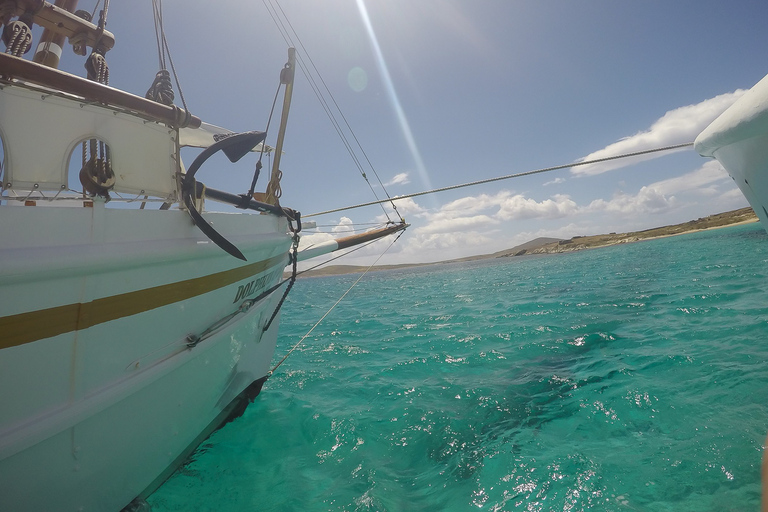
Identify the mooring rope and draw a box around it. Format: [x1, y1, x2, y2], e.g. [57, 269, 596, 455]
[304, 142, 694, 218]
[268, 229, 405, 375]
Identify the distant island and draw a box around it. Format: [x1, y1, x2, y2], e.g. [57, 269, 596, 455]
[295, 207, 758, 278]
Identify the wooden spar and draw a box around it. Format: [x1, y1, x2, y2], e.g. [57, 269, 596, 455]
[33, 0, 79, 68]
[296, 222, 409, 262]
[334, 223, 409, 249]
[0, 53, 202, 128]
[264, 47, 296, 205]
[7, 0, 115, 53]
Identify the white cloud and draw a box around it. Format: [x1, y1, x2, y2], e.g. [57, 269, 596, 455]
[390, 196, 426, 215]
[514, 223, 584, 243]
[298, 216, 357, 251]
[416, 214, 498, 235]
[497, 193, 577, 220]
[400, 190, 578, 226]
[385, 172, 411, 186]
[588, 187, 675, 215]
[305, 159, 745, 267]
[543, 177, 566, 186]
[435, 191, 511, 215]
[354, 190, 582, 263]
[297, 231, 335, 251]
[332, 216, 355, 233]
[647, 160, 729, 196]
[405, 231, 494, 252]
[720, 188, 746, 202]
[573, 90, 746, 176]
[380, 191, 581, 260]
[373, 196, 426, 224]
[586, 160, 733, 215]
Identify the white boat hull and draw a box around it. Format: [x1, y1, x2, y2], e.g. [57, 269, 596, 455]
[0, 202, 292, 511]
[701, 134, 768, 225]
[696, 73, 768, 227]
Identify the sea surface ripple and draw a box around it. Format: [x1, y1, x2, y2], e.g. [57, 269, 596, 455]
[149, 223, 768, 511]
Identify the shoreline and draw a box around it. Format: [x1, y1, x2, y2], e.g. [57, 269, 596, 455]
[295, 207, 759, 278]
[521, 208, 758, 257]
[629, 218, 759, 242]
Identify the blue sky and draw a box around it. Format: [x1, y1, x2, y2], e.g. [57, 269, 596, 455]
[55, 0, 768, 264]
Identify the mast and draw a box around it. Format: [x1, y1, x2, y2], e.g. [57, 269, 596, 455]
[32, 0, 78, 68]
[264, 47, 296, 206]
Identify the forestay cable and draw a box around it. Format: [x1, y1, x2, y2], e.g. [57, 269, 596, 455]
[269, 230, 405, 375]
[305, 142, 694, 218]
[296, 235, 389, 276]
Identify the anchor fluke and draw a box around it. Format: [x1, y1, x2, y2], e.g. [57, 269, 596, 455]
[182, 131, 268, 260]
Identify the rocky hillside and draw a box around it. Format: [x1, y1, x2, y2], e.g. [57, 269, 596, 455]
[514, 207, 757, 256]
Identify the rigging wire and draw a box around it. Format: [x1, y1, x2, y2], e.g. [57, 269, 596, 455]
[269, 229, 406, 375]
[262, 0, 402, 222]
[297, 235, 391, 276]
[246, 80, 284, 199]
[305, 221, 391, 234]
[269, 0, 401, 220]
[305, 142, 695, 218]
[149, 0, 191, 120]
[150, 0, 165, 70]
[304, 222, 387, 232]
[261, 0, 382, 208]
[310, 228, 380, 234]
[89, 0, 101, 21]
[313, 222, 384, 228]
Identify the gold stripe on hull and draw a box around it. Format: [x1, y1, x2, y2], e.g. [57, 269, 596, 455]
[0, 253, 288, 350]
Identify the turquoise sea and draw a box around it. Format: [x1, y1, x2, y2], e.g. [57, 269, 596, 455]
[149, 223, 768, 511]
